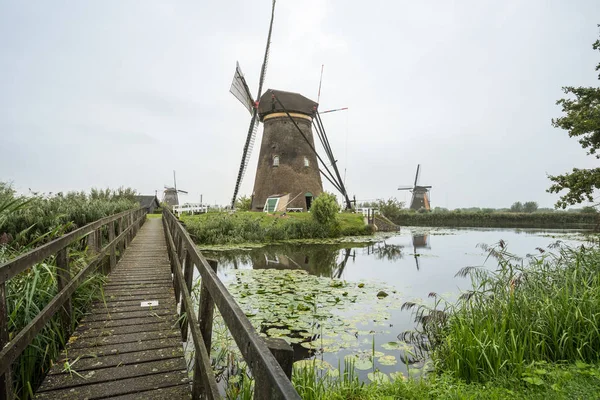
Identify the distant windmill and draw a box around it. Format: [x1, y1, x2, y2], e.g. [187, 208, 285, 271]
[163, 170, 188, 207]
[398, 164, 432, 211]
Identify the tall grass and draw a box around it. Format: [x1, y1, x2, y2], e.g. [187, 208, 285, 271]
[404, 241, 600, 383]
[0, 183, 137, 399]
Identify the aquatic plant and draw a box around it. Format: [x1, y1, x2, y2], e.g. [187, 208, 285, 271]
[403, 241, 600, 382]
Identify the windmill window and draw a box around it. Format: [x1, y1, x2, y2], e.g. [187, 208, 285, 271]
[304, 157, 310, 167]
[273, 155, 279, 166]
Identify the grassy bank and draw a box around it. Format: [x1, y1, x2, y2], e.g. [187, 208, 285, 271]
[1, 184, 138, 399]
[389, 210, 598, 229]
[181, 211, 372, 245]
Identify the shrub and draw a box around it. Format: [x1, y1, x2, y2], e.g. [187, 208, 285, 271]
[235, 195, 252, 211]
[311, 192, 339, 226]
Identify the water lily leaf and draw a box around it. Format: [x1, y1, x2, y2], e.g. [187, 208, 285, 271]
[381, 341, 402, 350]
[368, 371, 390, 383]
[378, 355, 397, 366]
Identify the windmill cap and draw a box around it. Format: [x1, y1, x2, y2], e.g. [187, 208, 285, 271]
[258, 89, 318, 121]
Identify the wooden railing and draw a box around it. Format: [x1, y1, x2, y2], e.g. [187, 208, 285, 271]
[162, 208, 301, 400]
[0, 207, 146, 399]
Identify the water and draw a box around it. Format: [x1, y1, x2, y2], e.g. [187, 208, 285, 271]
[203, 227, 588, 379]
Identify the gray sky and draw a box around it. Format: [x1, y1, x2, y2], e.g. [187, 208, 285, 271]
[1, 0, 599, 209]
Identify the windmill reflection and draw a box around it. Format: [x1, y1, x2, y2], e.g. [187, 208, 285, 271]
[412, 232, 431, 270]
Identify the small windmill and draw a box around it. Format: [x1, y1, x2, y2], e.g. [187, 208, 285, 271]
[398, 164, 432, 211]
[229, 0, 277, 209]
[163, 170, 188, 207]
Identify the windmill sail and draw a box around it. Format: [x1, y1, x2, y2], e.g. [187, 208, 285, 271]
[230, 0, 277, 209]
[230, 62, 254, 114]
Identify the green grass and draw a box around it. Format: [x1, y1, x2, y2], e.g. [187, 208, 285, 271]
[290, 361, 600, 399]
[389, 211, 598, 229]
[181, 211, 372, 245]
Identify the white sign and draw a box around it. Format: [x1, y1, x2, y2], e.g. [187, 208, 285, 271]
[140, 301, 159, 307]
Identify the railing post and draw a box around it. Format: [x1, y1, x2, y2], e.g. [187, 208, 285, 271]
[86, 231, 96, 254]
[254, 338, 294, 400]
[0, 282, 13, 400]
[108, 221, 116, 272]
[193, 259, 218, 398]
[56, 248, 72, 334]
[181, 251, 194, 340]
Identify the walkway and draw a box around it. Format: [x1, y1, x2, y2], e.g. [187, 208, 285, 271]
[35, 218, 191, 399]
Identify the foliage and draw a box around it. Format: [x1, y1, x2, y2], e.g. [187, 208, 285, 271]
[510, 202, 523, 212]
[404, 242, 600, 383]
[548, 29, 600, 208]
[235, 195, 252, 211]
[523, 201, 539, 213]
[311, 192, 339, 226]
[182, 212, 371, 245]
[0, 185, 137, 248]
[375, 197, 405, 220]
[388, 210, 597, 228]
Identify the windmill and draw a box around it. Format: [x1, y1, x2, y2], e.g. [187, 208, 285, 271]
[411, 232, 430, 270]
[398, 164, 432, 211]
[229, 1, 352, 212]
[229, 0, 277, 209]
[163, 170, 188, 207]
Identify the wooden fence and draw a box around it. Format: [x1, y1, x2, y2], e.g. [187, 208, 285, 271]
[162, 208, 301, 399]
[0, 207, 146, 399]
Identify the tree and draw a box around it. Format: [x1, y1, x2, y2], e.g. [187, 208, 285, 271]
[510, 202, 524, 213]
[311, 192, 339, 225]
[375, 197, 405, 220]
[235, 195, 252, 211]
[548, 29, 600, 208]
[523, 201, 538, 213]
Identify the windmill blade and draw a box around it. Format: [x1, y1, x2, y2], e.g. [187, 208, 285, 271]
[231, 112, 259, 208]
[230, 62, 254, 114]
[398, 186, 413, 190]
[230, 0, 276, 209]
[320, 107, 348, 114]
[177, 190, 188, 194]
[414, 164, 421, 187]
[255, 0, 276, 101]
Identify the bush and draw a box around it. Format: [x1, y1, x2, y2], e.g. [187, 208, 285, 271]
[311, 192, 339, 225]
[235, 195, 252, 211]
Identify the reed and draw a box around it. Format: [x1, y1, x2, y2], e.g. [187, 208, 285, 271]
[404, 241, 600, 383]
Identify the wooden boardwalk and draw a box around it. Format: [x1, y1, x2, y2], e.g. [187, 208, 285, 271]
[35, 218, 191, 399]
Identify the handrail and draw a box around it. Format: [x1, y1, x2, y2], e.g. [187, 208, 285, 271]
[162, 208, 301, 400]
[0, 207, 146, 399]
[0, 208, 140, 284]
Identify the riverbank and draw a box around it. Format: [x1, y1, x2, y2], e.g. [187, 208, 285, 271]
[181, 211, 373, 245]
[389, 211, 598, 229]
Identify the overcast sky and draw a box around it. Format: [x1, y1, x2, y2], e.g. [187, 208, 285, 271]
[1, 1, 599, 209]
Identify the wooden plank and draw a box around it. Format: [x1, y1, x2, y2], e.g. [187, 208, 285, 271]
[0, 282, 12, 400]
[75, 321, 175, 339]
[50, 347, 184, 373]
[66, 329, 180, 349]
[109, 384, 191, 400]
[38, 358, 187, 391]
[35, 370, 189, 399]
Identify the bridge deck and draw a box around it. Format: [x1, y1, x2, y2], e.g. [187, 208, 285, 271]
[35, 218, 191, 399]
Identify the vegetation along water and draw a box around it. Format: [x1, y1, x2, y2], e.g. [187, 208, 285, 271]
[190, 226, 600, 399]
